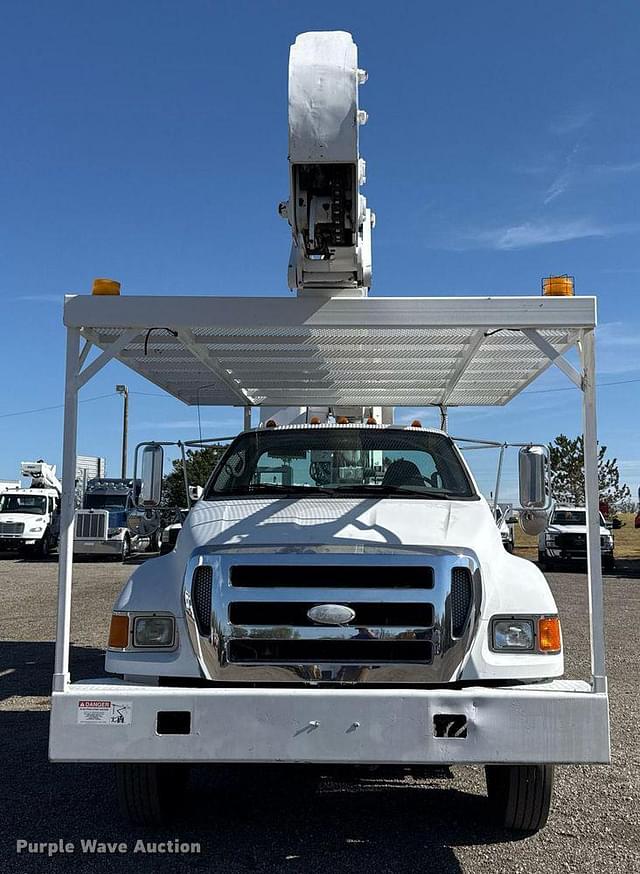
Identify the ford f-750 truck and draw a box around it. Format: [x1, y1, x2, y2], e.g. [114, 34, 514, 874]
[48, 30, 610, 838]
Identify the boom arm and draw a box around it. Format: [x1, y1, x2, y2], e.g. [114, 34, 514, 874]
[279, 32, 374, 297]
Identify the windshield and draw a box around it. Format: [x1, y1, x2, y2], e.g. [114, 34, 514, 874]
[84, 494, 128, 511]
[551, 510, 606, 526]
[0, 494, 47, 515]
[205, 428, 477, 500]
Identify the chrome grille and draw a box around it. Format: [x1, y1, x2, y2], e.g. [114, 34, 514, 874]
[185, 550, 481, 685]
[450, 567, 473, 637]
[0, 522, 24, 535]
[75, 511, 107, 539]
[192, 565, 213, 636]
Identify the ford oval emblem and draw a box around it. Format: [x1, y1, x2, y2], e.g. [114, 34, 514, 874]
[307, 604, 356, 626]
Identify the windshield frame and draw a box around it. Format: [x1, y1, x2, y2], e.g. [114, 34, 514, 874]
[0, 494, 48, 515]
[203, 426, 479, 501]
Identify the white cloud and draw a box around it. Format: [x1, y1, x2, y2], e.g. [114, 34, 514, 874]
[458, 218, 636, 251]
[549, 109, 594, 135]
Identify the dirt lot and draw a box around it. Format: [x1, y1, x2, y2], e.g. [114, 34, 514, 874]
[1, 551, 639, 873]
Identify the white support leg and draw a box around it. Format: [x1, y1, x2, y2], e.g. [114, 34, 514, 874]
[580, 329, 607, 693]
[53, 327, 80, 692]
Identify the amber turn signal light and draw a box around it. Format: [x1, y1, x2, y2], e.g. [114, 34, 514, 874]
[108, 614, 129, 648]
[538, 617, 562, 653]
[92, 278, 121, 296]
[542, 275, 574, 297]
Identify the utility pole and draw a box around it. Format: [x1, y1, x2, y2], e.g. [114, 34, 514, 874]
[116, 385, 129, 478]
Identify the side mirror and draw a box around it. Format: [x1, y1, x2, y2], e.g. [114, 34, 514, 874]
[189, 485, 204, 502]
[518, 445, 550, 510]
[140, 444, 164, 507]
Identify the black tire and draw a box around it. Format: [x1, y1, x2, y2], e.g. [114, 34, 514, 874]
[146, 529, 161, 553]
[504, 541, 514, 554]
[37, 534, 50, 559]
[485, 764, 554, 833]
[115, 763, 189, 826]
[603, 555, 615, 572]
[120, 536, 131, 563]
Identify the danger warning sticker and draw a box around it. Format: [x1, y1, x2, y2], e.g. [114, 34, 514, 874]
[77, 700, 132, 725]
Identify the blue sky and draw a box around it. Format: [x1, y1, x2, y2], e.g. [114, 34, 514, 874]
[2, 1, 640, 501]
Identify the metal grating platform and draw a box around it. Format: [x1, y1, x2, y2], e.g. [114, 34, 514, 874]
[64, 294, 596, 407]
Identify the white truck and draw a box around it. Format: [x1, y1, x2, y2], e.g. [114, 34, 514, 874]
[49, 31, 610, 836]
[0, 461, 61, 557]
[539, 506, 614, 570]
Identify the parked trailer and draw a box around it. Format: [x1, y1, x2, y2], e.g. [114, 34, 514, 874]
[49, 31, 609, 836]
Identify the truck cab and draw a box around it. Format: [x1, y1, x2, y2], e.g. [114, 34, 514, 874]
[538, 506, 614, 570]
[107, 423, 562, 687]
[74, 478, 160, 561]
[0, 461, 61, 557]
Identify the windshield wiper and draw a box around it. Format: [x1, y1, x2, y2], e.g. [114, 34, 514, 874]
[217, 484, 336, 497]
[323, 484, 454, 499]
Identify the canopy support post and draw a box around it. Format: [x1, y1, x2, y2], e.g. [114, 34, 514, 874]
[243, 407, 252, 430]
[53, 327, 81, 692]
[580, 329, 607, 693]
[439, 405, 448, 432]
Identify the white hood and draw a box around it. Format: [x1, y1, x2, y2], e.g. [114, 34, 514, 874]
[179, 496, 503, 560]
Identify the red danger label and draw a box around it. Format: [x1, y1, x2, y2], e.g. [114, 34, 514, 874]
[78, 700, 111, 709]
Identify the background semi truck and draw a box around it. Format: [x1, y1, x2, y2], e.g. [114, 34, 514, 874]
[74, 477, 161, 561]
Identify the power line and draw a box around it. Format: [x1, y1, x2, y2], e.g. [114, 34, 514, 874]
[523, 375, 640, 396]
[0, 392, 117, 420]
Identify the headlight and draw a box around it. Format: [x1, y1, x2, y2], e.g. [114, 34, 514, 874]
[108, 527, 125, 537]
[545, 534, 558, 545]
[133, 615, 175, 648]
[491, 618, 535, 651]
[601, 535, 613, 547]
[161, 530, 170, 542]
[31, 526, 43, 533]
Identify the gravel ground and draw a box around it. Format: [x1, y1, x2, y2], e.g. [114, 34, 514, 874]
[1, 552, 639, 873]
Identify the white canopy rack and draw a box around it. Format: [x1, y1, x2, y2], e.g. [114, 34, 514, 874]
[54, 291, 606, 706]
[65, 293, 595, 408]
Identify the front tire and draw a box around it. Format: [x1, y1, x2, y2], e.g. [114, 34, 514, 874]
[116, 763, 189, 826]
[485, 764, 554, 833]
[120, 535, 131, 563]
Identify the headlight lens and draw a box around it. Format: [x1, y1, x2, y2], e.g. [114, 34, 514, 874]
[545, 534, 558, 545]
[492, 618, 535, 651]
[601, 535, 613, 547]
[133, 616, 175, 647]
[31, 526, 43, 533]
[161, 530, 170, 542]
[108, 527, 124, 537]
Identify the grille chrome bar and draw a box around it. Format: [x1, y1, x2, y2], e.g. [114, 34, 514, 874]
[0, 522, 25, 535]
[74, 511, 107, 540]
[184, 550, 481, 685]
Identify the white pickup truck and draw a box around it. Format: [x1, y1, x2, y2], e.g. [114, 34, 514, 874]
[539, 506, 615, 570]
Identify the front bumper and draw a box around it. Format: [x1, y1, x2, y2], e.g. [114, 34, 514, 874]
[49, 679, 610, 764]
[73, 539, 122, 556]
[546, 547, 613, 561]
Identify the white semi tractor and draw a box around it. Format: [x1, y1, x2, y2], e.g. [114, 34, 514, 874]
[0, 461, 61, 557]
[49, 31, 610, 835]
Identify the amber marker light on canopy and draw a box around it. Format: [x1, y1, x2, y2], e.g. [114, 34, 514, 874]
[541, 275, 574, 297]
[92, 278, 121, 296]
[411, 419, 423, 428]
[366, 416, 377, 425]
[265, 419, 277, 428]
[108, 614, 130, 648]
[336, 416, 349, 424]
[538, 617, 562, 652]
[310, 417, 321, 424]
